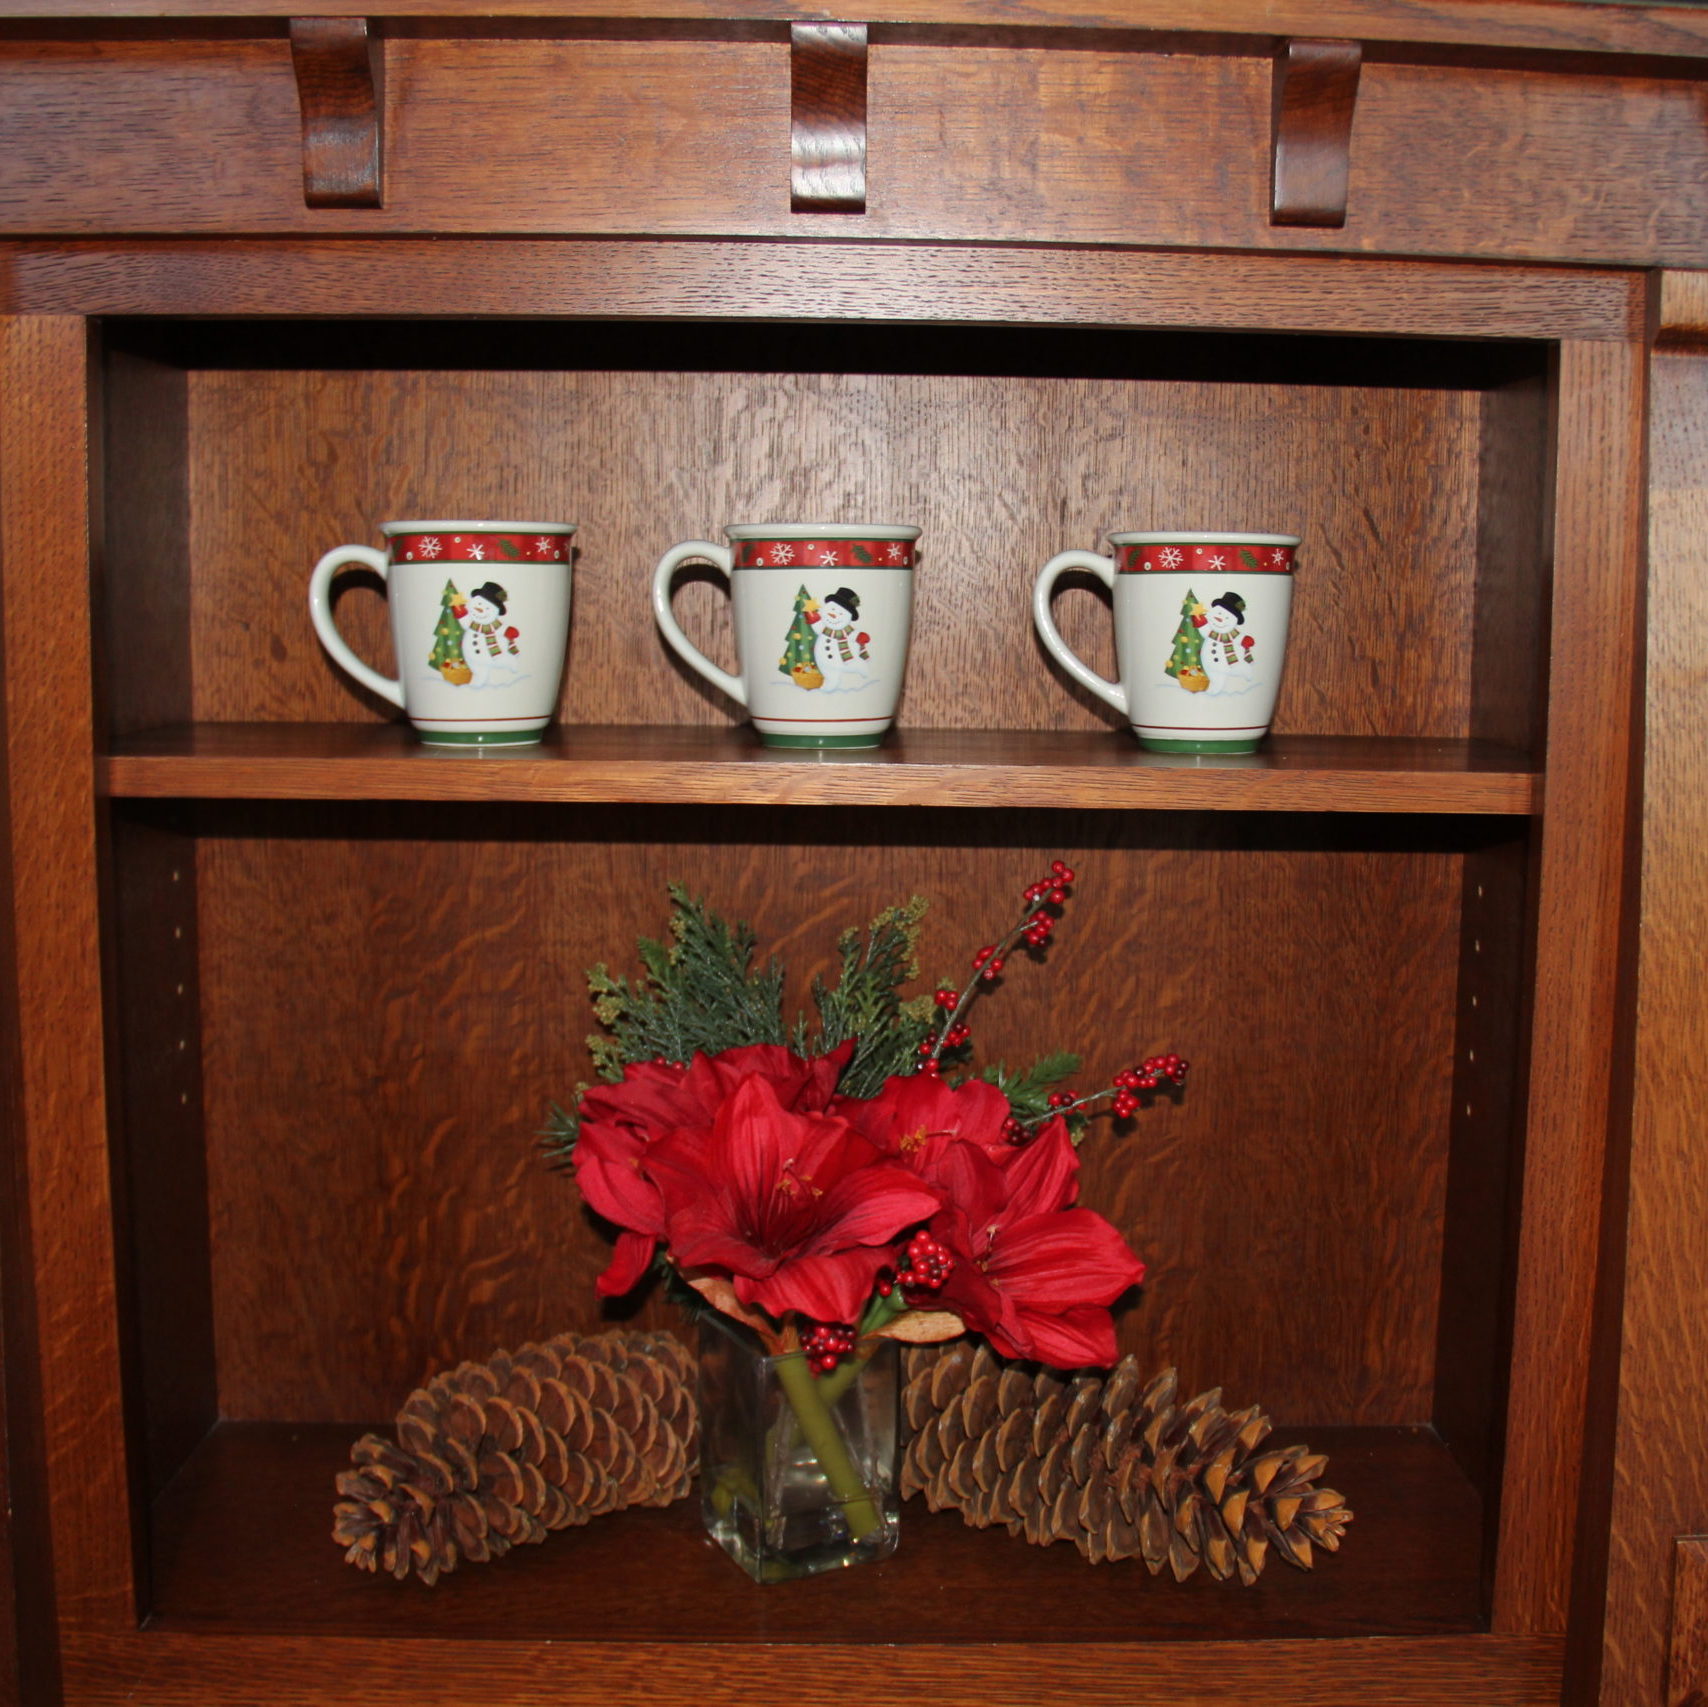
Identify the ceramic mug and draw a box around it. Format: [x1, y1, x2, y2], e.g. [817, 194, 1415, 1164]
[309, 521, 576, 746]
[1033, 531, 1300, 753]
[653, 524, 920, 748]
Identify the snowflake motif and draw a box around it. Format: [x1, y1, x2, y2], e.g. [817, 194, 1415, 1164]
[1159, 546, 1183, 568]
[534, 536, 558, 557]
[884, 542, 906, 563]
[816, 548, 841, 565]
[419, 537, 442, 558]
[468, 542, 486, 560]
[770, 543, 795, 565]
[1206, 553, 1227, 570]
[1271, 548, 1289, 565]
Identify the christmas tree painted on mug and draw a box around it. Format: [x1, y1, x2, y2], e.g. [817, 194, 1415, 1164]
[1163, 589, 1209, 693]
[778, 585, 825, 690]
[428, 580, 472, 685]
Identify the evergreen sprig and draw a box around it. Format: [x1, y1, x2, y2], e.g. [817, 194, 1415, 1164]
[794, 896, 936, 1100]
[583, 880, 787, 1079]
[544, 884, 1083, 1165]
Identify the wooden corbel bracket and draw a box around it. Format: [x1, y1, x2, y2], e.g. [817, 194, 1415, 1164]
[290, 17, 385, 209]
[1270, 37, 1362, 229]
[791, 23, 868, 214]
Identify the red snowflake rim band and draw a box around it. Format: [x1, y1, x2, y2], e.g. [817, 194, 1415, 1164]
[1119, 542, 1295, 574]
[391, 531, 571, 564]
[1120, 543, 1291, 577]
[734, 539, 916, 569]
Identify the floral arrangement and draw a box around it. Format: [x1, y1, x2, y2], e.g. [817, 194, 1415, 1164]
[546, 863, 1187, 1372]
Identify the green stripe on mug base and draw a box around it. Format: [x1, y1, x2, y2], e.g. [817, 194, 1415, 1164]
[1136, 736, 1263, 754]
[759, 731, 887, 749]
[414, 728, 544, 746]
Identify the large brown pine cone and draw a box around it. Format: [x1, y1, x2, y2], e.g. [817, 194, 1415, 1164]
[333, 1329, 698, 1585]
[901, 1340, 1351, 1583]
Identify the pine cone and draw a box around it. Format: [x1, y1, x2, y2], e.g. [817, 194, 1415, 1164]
[333, 1329, 698, 1584]
[900, 1340, 1351, 1584]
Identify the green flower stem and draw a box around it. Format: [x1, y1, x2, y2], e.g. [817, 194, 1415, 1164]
[773, 1351, 882, 1542]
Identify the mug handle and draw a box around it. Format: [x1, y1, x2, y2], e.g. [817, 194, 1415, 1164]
[1032, 548, 1129, 719]
[652, 540, 745, 707]
[308, 544, 406, 709]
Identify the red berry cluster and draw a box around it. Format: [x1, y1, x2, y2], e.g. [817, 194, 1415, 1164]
[1019, 860, 1075, 949]
[1112, 1054, 1189, 1116]
[899, 1230, 955, 1298]
[802, 1321, 857, 1375]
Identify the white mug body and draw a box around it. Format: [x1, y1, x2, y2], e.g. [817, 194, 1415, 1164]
[310, 522, 576, 746]
[1114, 534, 1297, 752]
[655, 525, 919, 749]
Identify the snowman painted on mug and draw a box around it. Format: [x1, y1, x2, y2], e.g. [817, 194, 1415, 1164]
[451, 580, 524, 689]
[1184, 591, 1257, 695]
[782, 587, 874, 693]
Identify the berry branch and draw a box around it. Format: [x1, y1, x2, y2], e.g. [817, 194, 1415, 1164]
[919, 860, 1077, 1075]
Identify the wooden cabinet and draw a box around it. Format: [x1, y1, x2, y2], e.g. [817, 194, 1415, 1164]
[0, 6, 1694, 1704]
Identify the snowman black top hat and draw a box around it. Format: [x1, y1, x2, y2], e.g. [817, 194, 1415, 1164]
[1212, 592, 1247, 622]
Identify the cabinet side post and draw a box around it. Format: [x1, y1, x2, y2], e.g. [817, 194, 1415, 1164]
[1572, 318, 1708, 1705]
[1494, 337, 1647, 1636]
[0, 315, 136, 1631]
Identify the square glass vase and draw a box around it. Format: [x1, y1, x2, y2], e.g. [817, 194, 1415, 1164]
[697, 1313, 900, 1583]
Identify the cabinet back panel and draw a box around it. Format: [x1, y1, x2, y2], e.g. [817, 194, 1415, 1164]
[187, 805, 1461, 1428]
[181, 364, 1483, 738]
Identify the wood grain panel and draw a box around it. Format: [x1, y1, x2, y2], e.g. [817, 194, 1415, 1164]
[1494, 340, 1645, 1638]
[99, 348, 189, 738]
[104, 808, 217, 1505]
[0, 37, 1704, 266]
[174, 360, 1486, 743]
[61, 1629, 1567, 1707]
[9, 242, 1642, 343]
[1587, 349, 1708, 1706]
[194, 806, 1460, 1426]
[1472, 370, 1551, 753]
[1433, 833, 1532, 1522]
[0, 317, 134, 1628]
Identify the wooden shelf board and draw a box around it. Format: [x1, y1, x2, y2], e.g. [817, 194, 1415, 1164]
[146, 1420, 1484, 1646]
[101, 725, 1540, 814]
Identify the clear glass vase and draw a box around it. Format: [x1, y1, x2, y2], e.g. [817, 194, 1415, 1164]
[697, 1313, 900, 1583]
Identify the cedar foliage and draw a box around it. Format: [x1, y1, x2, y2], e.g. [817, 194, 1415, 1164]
[544, 885, 938, 1161]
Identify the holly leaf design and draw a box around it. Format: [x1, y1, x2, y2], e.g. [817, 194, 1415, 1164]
[852, 544, 875, 564]
[1239, 549, 1260, 569]
[498, 538, 522, 559]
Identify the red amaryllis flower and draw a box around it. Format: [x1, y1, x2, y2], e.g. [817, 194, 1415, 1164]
[839, 1071, 1015, 1176]
[573, 1041, 852, 1296]
[924, 1119, 1145, 1367]
[645, 1074, 942, 1327]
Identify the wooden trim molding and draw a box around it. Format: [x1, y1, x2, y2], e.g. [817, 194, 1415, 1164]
[790, 22, 867, 214]
[289, 16, 385, 208]
[1270, 37, 1362, 229]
